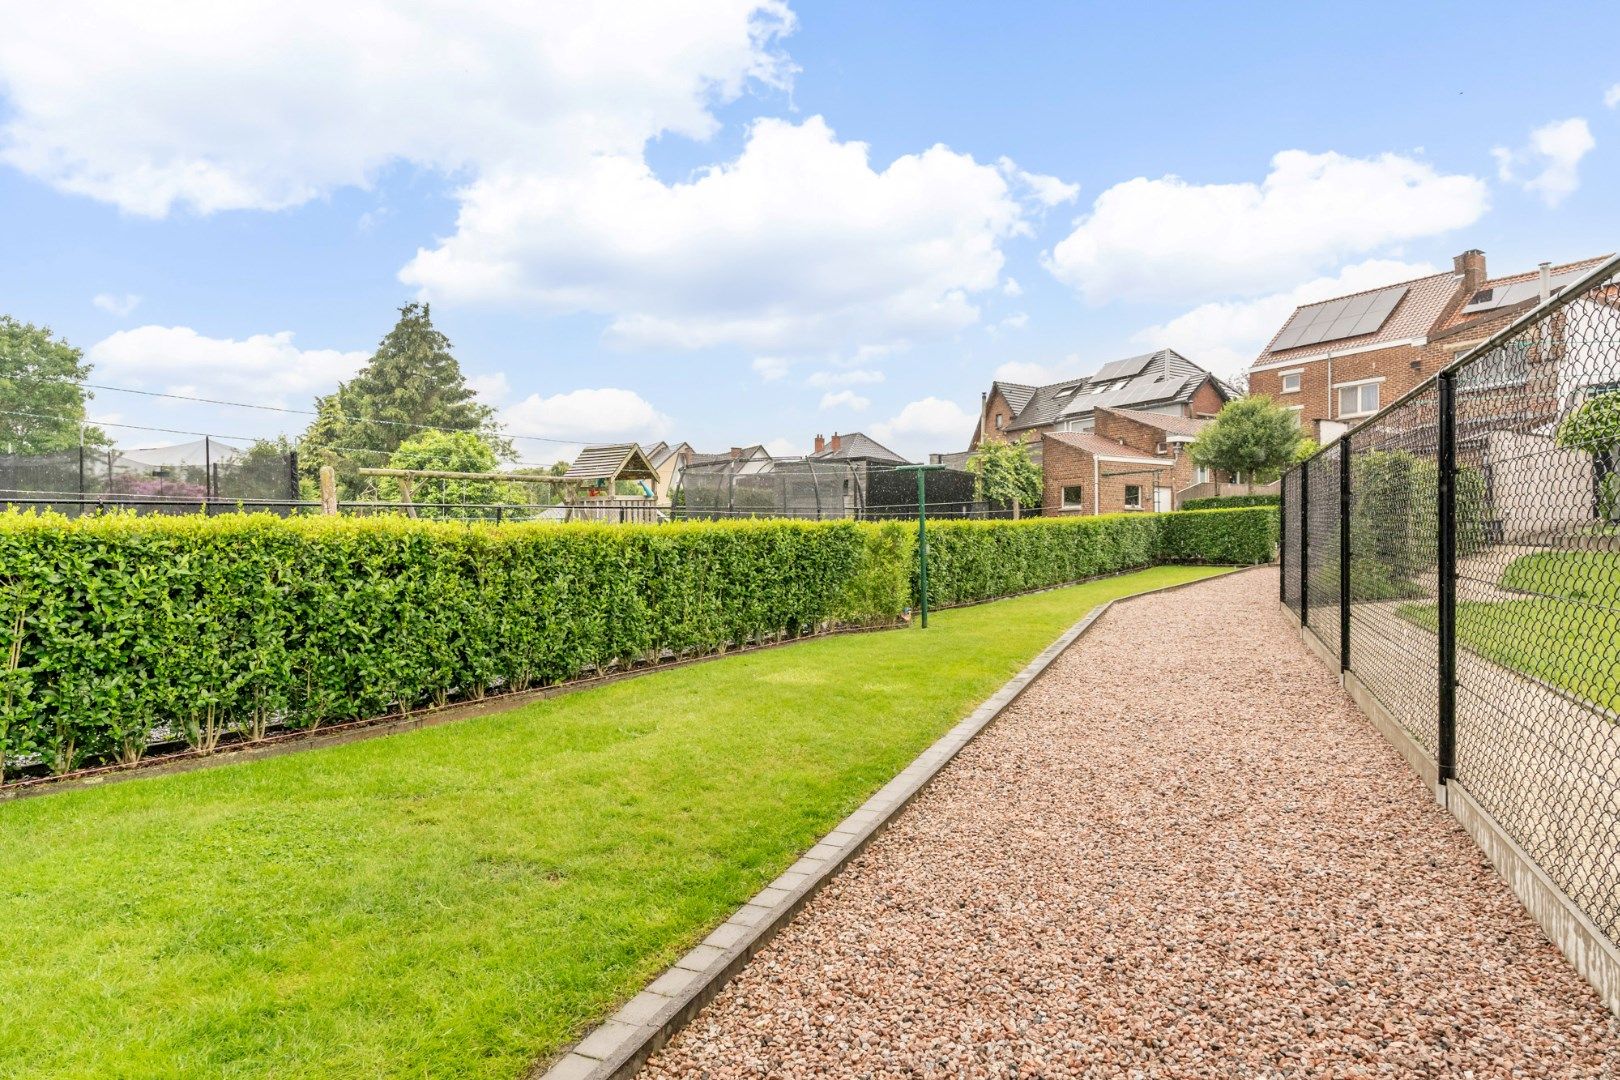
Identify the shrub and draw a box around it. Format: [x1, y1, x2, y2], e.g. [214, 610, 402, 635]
[1156, 507, 1277, 566]
[1180, 494, 1280, 511]
[0, 506, 1273, 779]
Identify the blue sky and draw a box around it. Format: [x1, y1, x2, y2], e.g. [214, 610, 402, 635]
[1, 1, 1617, 463]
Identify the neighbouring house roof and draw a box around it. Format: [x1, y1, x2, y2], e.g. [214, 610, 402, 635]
[1004, 350, 1225, 432]
[808, 431, 909, 464]
[1252, 269, 1459, 370]
[1434, 255, 1614, 341]
[644, 441, 690, 470]
[562, 442, 658, 482]
[1042, 430, 1171, 466]
[1095, 407, 1208, 439]
[991, 380, 1038, 414]
[688, 444, 770, 468]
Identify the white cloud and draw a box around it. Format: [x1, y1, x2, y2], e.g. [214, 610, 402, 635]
[992, 359, 1080, 386]
[92, 292, 141, 317]
[1045, 149, 1487, 303]
[0, 7, 1047, 361]
[805, 368, 883, 388]
[465, 371, 512, 403]
[818, 389, 869, 411]
[752, 356, 790, 381]
[997, 157, 1079, 207]
[87, 325, 367, 407]
[1002, 277, 1022, 297]
[500, 387, 671, 442]
[991, 312, 1028, 334]
[870, 396, 976, 459]
[402, 116, 1028, 354]
[1492, 117, 1595, 208]
[1605, 84, 1620, 109]
[1132, 258, 1437, 380]
[0, 1, 794, 216]
[91, 291, 140, 317]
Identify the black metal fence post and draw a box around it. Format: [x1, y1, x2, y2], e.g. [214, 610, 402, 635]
[288, 451, 300, 504]
[1339, 433, 1352, 672]
[1436, 371, 1458, 785]
[1278, 476, 1288, 604]
[1298, 457, 1309, 624]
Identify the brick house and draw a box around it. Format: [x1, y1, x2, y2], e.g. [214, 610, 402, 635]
[1040, 407, 1242, 516]
[969, 349, 1235, 457]
[1249, 249, 1613, 443]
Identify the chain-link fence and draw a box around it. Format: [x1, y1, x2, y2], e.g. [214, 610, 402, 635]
[0, 438, 299, 515]
[1279, 255, 1620, 953]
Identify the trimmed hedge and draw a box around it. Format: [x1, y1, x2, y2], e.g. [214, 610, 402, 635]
[0, 506, 1273, 778]
[1180, 493, 1281, 511]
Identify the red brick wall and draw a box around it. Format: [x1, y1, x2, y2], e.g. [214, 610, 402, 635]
[1187, 378, 1226, 418]
[1040, 433, 1175, 516]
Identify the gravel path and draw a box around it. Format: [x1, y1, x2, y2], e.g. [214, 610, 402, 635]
[644, 568, 1620, 1078]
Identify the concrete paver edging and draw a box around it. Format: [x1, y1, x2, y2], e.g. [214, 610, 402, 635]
[532, 568, 1244, 1080]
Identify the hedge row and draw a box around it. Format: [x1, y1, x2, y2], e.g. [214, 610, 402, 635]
[0, 507, 1272, 778]
[1180, 493, 1281, 510]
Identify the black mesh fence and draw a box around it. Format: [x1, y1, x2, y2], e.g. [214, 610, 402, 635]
[0, 440, 300, 515]
[1279, 256, 1620, 949]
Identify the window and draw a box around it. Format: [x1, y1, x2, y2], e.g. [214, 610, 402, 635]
[1194, 465, 1210, 485]
[1123, 484, 1142, 509]
[994, 414, 1004, 430]
[1337, 381, 1380, 417]
[1285, 405, 1304, 427]
[1061, 484, 1084, 508]
[1280, 371, 1302, 393]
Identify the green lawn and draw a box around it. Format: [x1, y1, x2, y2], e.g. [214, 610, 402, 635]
[1398, 550, 1620, 711]
[0, 564, 1229, 1080]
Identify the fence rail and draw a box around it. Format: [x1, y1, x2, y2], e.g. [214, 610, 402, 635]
[1279, 254, 1620, 1003]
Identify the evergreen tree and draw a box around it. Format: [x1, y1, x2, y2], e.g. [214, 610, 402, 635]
[298, 303, 510, 494]
[0, 316, 110, 454]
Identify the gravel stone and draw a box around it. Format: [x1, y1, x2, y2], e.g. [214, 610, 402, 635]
[645, 569, 1620, 1078]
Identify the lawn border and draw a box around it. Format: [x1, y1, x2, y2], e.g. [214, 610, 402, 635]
[534, 565, 1246, 1080]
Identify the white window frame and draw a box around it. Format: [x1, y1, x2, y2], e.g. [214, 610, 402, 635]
[1123, 484, 1143, 510]
[994, 414, 1004, 430]
[1194, 465, 1211, 485]
[1061, 483, 1085, 509]
[1279, 369, 1303, 394]
[1334, 377, 1383, 419]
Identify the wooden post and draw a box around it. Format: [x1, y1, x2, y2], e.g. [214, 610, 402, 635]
[1011, 497, 1020, 521]
[319, 465, 338, 515]
[397, 474, 418, 519]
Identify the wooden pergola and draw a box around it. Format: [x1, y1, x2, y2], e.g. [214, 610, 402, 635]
[355, 466, 567, 518]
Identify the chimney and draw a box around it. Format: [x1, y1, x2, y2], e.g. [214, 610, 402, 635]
[729, 446, 743, 459]
[830, 432, 842, 451]
[1454, 249, 1487, 293]
[1538, 261, 1552, 304]
[813, 434, 826, 453]
[980, 390, 988, 441]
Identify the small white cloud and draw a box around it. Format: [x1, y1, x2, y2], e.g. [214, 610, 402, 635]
[990, 312, 1028, 334]
[1002, 277, 1022, 297]
[992, 359, 1077, 386]
[805, 368, 883, 388]
[465, 371, 512, 404]
[870, 396, 975, 458]
[997, 157, 1080, 207]
[1605, 84, 1620, 109]
[1045, 149, 1487, 303]
[502, 387, 671, 442]
[88, 325, 366, 407]
[819, 389, 870, 411]
[1493, 117, 1595, 207]
[1132, 258, 1438, 381]
[753, 356, 790, 381]
[92, 292, 141, 317]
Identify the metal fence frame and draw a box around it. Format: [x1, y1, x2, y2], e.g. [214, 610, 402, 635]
[1279, 253, 1620, 1014]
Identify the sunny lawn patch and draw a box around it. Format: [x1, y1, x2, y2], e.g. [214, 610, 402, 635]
[0, 564, 1229, 1080]
[1398, 549, 1620, 711]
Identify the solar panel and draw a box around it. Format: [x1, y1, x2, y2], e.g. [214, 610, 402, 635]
[1459, 269, 1585, 315]
[1270, 284, 1407, 352]
[1090, 353, 1155, 382]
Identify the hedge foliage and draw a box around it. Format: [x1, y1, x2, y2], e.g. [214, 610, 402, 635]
[1180, 493, 1281, 510]
[0, 506, 1273, 778]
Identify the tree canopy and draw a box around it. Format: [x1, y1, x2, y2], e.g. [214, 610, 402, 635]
[379, 430, 515, 519]
[1555, 393, 1620, 454]
[968, 438, 1042, 509]
[0, 316, 110, 454]
[298, 303, 509, 494]
[1188, 396, 1306, 489]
